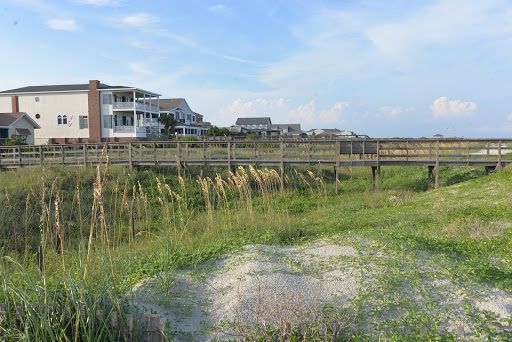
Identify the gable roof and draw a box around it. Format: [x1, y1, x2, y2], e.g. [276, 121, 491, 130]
[0, 112, 40, 128]
[0, 83, 132, 94]
[236, 117, 271, 125]
[152, 98, 185, 111]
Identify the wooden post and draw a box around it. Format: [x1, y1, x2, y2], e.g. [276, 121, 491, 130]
[497, 140, 503, 171]
[61, 145, 65, 165]
[280, 140, 285, 194]
[254, 141, 257, 165]
[428, 166, 434, 188]
[362, 140, 365, 166]
[144, 313, 166, 342]
[0, 147, 2, 170]
[376, 140, 380, 191]
[309, 141, 312, 166]
[126, 314, 134, 342]
[153, 142, 156, 166]
[40, 145, 44, 166]
[406, 140, 409, 163]
[486, 141, 490, 161]
[202, 141, 206, 166]
[435, 140, 440, 189]
[18, 146, 22, 167]
[37, 244, 43, 272]
[83, 144, 87, 166]
[466, 141, 470, 166]
[177, 142, 181, 177]
[372, 166, 376, 191]
[335, 141, 340, 195]
[227, 142, 231, 175]
[128, 142, 132, 169]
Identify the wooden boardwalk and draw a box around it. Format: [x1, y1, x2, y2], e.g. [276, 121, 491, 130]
[1, 138, 511, 190]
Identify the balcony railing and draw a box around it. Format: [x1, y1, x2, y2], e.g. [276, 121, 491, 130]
[113, 101, 159, 112]
[113, 126, 135, 133]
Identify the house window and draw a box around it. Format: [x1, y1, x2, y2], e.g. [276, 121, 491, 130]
[62, 115, 68, 125]
[103, 115, 112, 128]
[103, 94, 112, 104]
[57, 115, 62, 125]
[187, 114, 191, 121]
[79, 116, 89, 129]
[35, 114, 40, 119]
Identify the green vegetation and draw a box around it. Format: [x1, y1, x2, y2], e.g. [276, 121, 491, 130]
[0, 162, 511, 341]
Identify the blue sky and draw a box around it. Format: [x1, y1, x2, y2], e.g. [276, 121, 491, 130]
[1, 0, 512, 137]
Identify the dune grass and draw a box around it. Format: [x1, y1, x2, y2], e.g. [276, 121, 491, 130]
[0, 161, 510, 341]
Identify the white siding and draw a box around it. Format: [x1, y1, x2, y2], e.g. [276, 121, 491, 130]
[9, 116, 38, 144]
[6, 92, 89, 144]
[0, 97, 12, 112]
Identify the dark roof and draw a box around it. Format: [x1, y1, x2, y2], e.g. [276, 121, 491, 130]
[236, 117, 271, 125]
[16, 128, 31, 135]
[0, 83, 131, 94]
[0, 112, 40, 128]
[0, 112, 24, 126]
[151, 98, 184, 111]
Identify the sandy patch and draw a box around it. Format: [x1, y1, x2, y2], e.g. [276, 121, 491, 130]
[130, 236, 512, 341]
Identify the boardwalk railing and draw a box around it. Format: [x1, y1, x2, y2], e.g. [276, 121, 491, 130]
[0, 139, 510, 169]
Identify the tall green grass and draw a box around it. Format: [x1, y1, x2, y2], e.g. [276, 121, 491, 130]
[0, 162, 509, 340]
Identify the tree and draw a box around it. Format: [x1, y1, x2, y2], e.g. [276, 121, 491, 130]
[158, 114, 178, 139]
[206, 125, 231, 137]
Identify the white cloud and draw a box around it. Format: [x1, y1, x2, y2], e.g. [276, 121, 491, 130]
[120, 13, 159, 27]
[47, 19, 79, 32]
[430, 97, 477, 118]
[378, 106, 415, 118]
[379, 106, 402, 117]
[208, 4, 231, 15]
[220, 98, 288, 119]
[507, 113, 512, 121]
[288, 101, 349, 124]
[128, 62, 154, 75]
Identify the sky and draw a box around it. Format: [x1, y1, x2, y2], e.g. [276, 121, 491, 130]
[1, 0, 512, 138]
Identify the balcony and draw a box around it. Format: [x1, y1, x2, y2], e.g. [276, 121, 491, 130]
[113, 125, 135, 133]
[113, 101, 159, 112]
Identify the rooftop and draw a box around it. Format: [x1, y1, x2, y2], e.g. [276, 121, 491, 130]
[236, 117, 271, 125]
[0, 83, 130, 94]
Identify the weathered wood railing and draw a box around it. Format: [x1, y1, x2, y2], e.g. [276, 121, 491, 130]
[0, 138, 510, 190]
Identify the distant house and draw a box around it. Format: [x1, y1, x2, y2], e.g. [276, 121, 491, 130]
[271, 123, 302, 136]
[0, 112, 40, 145]
[154, 98, 208, 138]
[233, 117, 280, 137]
[306, 128, 356, 137]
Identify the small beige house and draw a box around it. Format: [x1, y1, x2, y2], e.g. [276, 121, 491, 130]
[0, 112, 40, 145]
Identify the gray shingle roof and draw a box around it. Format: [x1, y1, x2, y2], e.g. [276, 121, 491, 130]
[151, 98, 184, 111]
[236, 117, 271, 125]
[0, 112, 24, 126]
[0, 112, 40, 128]
[0, 83, 130, 94]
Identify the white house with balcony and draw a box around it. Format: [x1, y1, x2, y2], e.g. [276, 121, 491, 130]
[0, 80, 161, 144]
[153, 98, 208, 138]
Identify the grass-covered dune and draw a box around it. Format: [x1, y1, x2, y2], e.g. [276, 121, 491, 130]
[0, 163, 510, 341]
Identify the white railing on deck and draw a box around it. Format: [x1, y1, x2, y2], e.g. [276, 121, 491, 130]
[113, 102, 159, 112]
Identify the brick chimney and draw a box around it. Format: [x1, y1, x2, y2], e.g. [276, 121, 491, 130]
[11, 96, 19, 112]
[88, 80, 102, 142]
